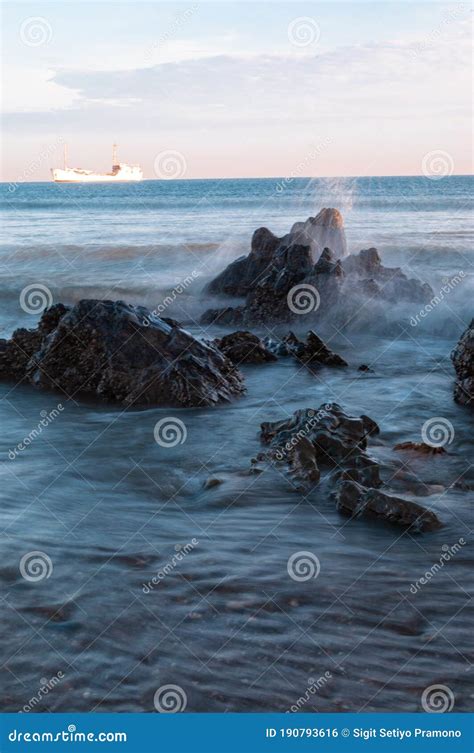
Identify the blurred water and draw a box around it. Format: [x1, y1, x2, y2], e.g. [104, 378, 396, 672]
[0, 176, 472, 712]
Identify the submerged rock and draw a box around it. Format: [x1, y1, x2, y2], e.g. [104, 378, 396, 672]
[334, 481, 441, 533]
[394, 441, 447, 456]
[213, 331, 277, 364]
[0, 300, 245, 408]
[256, 402, 441, 532]
[451, 319, 473, 407]
[202, 210, 433, 326]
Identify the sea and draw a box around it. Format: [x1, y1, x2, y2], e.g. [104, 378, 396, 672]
[0, 175, 472, 712]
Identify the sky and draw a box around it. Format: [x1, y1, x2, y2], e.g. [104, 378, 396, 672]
[1, 1, 472, 181]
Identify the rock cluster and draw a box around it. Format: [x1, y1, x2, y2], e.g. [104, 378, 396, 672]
[254, 403, 441, 532]
[451, 319, 473, 407]
[263, 331, 347, 367]
[203, 211, 433, 326]
[0, 300, 245, 408]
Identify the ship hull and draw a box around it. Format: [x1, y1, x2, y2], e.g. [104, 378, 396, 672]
[51, 167, 143, 183]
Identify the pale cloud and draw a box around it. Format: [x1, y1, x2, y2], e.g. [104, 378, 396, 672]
[2, 14, 471, 180]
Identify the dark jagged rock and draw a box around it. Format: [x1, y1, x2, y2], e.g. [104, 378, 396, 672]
[0, 300, 245, 408]
[334, 481, 441, 532]
[358, 364, 374, 372]
[202, 210, 434, 326]
[0, 328, 43, 381]
[342, 248, 433, 304]
[255, 402, 440, 532]
[283, 331, 348, 367]
[206, 227, 280, 297]
[213, 331, 277, 364]
[451, 319, 473, 407]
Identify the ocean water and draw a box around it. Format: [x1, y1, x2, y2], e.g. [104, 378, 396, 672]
[0, 176, 472, 712]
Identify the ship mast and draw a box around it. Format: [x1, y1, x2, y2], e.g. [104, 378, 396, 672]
[63, 143, 68, 170]
[112, 143, 118, 166]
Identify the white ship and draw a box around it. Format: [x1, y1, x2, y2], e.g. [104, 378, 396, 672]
[51, 144, 143, 183]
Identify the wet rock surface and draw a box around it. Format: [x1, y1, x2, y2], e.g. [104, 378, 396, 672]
[451, 319, 473, 407]
[0, 300, 245, 408]
[213, 331, 277, 364]
[202, 210, 434, 326]
[254, 402, 441, 532]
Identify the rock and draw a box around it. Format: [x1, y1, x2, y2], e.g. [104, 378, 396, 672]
[213, 331, 277, 364]
[358, 364, 373, 372]
[282, 330, 348, 367]
[394, 441, 447, 456]
[0, 300, 245, 408]
[334, 480, 441, 532]
[451, 319, 473, 407]
[343, 249, 433, 304]
[203, 477, 224, 489]
[289, 208, 347, 260]
[202, 210, 434, 326]
[257, 402, 440, 532]
[206, 227, 280, 297]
